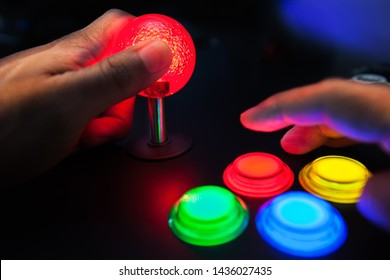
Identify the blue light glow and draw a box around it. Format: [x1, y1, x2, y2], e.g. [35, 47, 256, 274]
[277, 0, 390, 61]
[256, 191, 347, 258]
[276, 199, 326, 228]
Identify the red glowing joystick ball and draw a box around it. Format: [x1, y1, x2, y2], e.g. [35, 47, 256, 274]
[110, 14, 196, 97]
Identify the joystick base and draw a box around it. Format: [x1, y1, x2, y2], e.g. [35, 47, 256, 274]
[127, 133, 193, 160]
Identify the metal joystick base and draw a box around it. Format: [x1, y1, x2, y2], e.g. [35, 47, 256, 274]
[127, 81, 193, 160]
[127, 132, 193, 160]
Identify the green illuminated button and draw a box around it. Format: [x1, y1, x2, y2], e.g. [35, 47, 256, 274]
[299, 155, 372, 203]
[168, 185, 249, 246]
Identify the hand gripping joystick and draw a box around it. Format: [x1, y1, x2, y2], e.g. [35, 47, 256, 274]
[111, 14, 196, 160]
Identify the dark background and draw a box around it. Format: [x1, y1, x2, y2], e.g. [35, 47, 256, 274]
[1, 1, 390, 260]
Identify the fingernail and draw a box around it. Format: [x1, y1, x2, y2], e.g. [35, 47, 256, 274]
[240, 105, 282, 132]
[137, 40, 172, 74]
[240, 109, 252, 120]
[240, 107, 259, 124]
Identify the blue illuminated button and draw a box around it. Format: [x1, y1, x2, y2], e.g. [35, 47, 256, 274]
[256, 191, 347, 258]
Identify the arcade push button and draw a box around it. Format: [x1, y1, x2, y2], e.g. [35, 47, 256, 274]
[256, 191, 347, 258]
[223, 152, 294, 198]
[168, 185, 249, 246]
[299, 155, 372, 203]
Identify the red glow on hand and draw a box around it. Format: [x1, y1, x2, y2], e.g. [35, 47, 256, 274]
[110, 14, 196, 97]
[80, 97, 136, 148]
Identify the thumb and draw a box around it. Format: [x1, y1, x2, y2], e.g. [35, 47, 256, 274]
[357, 170, 390, 233]
[60, 40, 172, 119]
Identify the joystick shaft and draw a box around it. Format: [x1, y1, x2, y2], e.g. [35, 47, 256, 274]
[148, 96, 167, 145]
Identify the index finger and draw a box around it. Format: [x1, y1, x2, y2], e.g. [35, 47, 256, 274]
[240, 78, 390, 144]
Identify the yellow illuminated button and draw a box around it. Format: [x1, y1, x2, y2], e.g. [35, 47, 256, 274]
[299, 155, 372, 203]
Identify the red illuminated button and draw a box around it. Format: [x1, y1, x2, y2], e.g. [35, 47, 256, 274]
[223, 152, 294, 197]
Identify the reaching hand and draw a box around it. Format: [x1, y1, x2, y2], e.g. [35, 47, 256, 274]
[241, 78, 390, 232]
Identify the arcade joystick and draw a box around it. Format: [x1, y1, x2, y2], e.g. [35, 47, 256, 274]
[111, 14, 196, 160]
